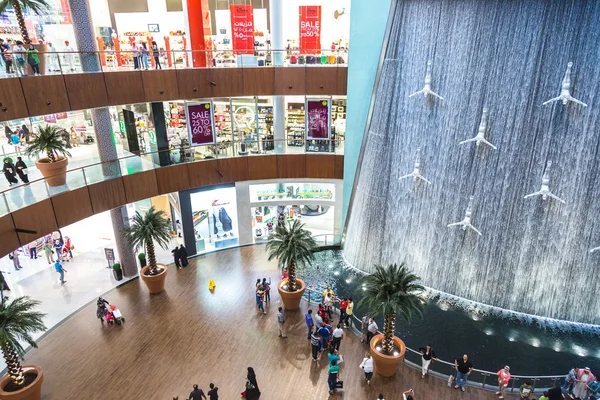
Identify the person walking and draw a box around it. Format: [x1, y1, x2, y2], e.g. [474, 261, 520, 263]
[64, 236, 73, 259]
[171, 247, 181, 269]
[21, 124, 30, 143]
[26, 44, 40, 75]
[55, 260, 67, 284]
[28, 239, 39, 259]
[277, 307, 287, 338]
[207, 383, 218, 400]
[3, 158, 18, 186]
[332, 323, 344, 351]
[496, 365, 511, 399]
[12, 41, 26, 76]
[454, 354, 473, 392]
[43, 240, 54, 264]
[151, 41, 161, 69]
[179, 244, 188, 267]
[242, 367, 260, 400]
[15, 157, 28, 183]
[327, 359, 340, 395]
[4, 125, 12, 145]
[11, 250, 22, 271]
[262, 277, 271, 303]
[53, 238, 63, 260]
[63, 40, 75, 71]
[310, 328, 321, 361]
[188, 384, 207, 400]
[366, 317, 378, 345]
[305, 309, 314, 340]
[418, 344, 437, 378]
[256, 285, 266, 314]
[360, 352, 374, 384]
[46, 42, 59, 72]
[345, 298, 354, 328]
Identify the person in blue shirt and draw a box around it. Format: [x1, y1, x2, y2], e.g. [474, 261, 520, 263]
[327, 347, 340, 366]
[55, 261, 67, 284]
[318, 325, 330, 351]
[305, 309, 314, 340]
[587, 375, 600, 400]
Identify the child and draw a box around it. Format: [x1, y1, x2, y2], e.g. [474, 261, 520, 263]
[256, 285, 266, 314]
[538, 392, 549, 400]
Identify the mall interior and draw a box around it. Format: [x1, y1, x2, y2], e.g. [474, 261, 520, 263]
[0, 0, 596, 399]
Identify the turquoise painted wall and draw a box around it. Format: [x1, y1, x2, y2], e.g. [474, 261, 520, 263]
[342, 0, 392, 228]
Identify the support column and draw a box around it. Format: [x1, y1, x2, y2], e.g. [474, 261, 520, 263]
[69, 0, 138, 276]
[270, 0, 284, 66]
[150, 102, 170, 167]
[184, 0, 211, 68]
[273, 96, 286, 153]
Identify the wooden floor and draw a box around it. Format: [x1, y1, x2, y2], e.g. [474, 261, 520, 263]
[24, 246, 519, 400]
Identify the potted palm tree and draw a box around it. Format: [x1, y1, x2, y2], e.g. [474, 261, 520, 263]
[266, 220, 317, 310]
[359, 263, 425, 377]
[24, 125, 71, 187]
[0, 296, 46, 400]
[125, 206, 171, 294]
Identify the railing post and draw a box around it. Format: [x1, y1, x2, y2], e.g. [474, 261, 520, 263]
[510, 377, 518, 393]
[2, 192, 9, 213]
[82, 168, 87, 185]
[482, 372, 488, 388]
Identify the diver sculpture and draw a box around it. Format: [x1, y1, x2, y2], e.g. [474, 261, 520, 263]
[447, 196, 482, 235]
[524, 161, 566, 204]
[542, 62, 588, 107]
[459, 108, 497, 149]
[398, 148, 431, 184]
[409, 61, 444, 100]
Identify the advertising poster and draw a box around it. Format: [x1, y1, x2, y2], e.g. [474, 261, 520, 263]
[230, 4, 254, 54]
[306, 99, 330, 140]
[299, 5, 322, 53]
[43, 114, 57, 124]
[186, 102, 215, 146]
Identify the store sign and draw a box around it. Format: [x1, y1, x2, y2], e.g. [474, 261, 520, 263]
[299, 6, 322, 53]
[56, 112, 68, 120]
[230, 4, 254, 54]
[43, 114, 57, 124]
[306, 99, 331, 140]
[186, 102, 215, 146]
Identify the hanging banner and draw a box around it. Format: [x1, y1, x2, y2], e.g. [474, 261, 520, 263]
[230, 4, 254, 54]
[306, 98, 331, 140]
[299, 6, 321, 53]
[186, 101, 215, 146]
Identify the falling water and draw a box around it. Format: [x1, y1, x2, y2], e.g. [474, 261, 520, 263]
[344, 0, 600, 324]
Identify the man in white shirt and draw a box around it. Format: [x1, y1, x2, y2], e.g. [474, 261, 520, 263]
[315, 313, 324, 329]
[367, 317, 378, 345]
[63, 40, 75, 71]
[46, 42, 59, 72]
[331, 323, 344, 351]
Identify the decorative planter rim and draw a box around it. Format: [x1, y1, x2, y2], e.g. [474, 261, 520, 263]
[370, 334, 406, 359]
[0, 364, 43, 395]
[277, 277, 305, 293]
[141, 264, 167, 278]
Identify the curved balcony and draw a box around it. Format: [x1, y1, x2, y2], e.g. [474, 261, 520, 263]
[0, 50, 348, 122]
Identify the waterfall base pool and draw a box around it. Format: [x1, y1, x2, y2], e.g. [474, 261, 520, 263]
[301, 251, 600, 378]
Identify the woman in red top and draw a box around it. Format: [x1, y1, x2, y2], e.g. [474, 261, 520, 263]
[339, 298, 348, 325]
[496, 365, 511, 399]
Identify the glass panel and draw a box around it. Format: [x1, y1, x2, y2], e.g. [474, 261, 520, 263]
[46, 169, 86, 197]
[190, 186, 238, 254]
[249, 182, 335, 202]
[83, 160, 121, 184]
[4, 179, 49, 212]
[251, 205, 334, 243]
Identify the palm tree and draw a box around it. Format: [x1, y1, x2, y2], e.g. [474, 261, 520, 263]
[124, 206, 171, 275]
[0, 0, 51, 44]
[266, 219, 317, 291]
[24, 125, 71, 163]
[359, 263, 425, 355]
[0, 296, 45, 387]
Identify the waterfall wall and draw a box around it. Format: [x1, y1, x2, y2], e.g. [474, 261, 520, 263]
[344, 0, 600, 324]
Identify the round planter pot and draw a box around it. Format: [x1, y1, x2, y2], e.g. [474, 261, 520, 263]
[370, 334, 406, 377]
[35, 157, 68, 187]
[140, 264, 168, 294]
[0, 365, 44, 400]
[277, 278, 305, 311]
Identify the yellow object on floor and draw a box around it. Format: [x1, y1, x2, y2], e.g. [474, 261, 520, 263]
[208, 279, 216, 290]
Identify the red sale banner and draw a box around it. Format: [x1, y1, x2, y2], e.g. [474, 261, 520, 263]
[230, 4, 254, 55]
[186, 102, 215, 146]
[299, 6, 321, 54]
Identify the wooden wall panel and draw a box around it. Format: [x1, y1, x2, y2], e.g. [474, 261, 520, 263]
[334, 155, 344, 179]
[247, 156, 278, 181]
[63, 73, 109, 110]
[176, 69, 212, 100]
[209, 68, 244, 98]
[104, 71, 145, 106]
[50, 187, 93, 228]
[0, 214, 19, 255]
[20, 75, 70, 116]
[11, 199, 58, 244]
[243, 67, 275, 96]
[336, 67, 348, 95]
[306, 154, 335, 179]
[277, 155, 306, 178]
[87, 178, 127, 214]
[275, 67, 306, 95]
[155, 164, 190, 194]
[306, 67, 339, 95]
[217, 157, 249, 183]
[0, 78, 29, 122]
[122, 170, 158, 204]
[141, 70, 179, 102]
[187, 159, 220, 188]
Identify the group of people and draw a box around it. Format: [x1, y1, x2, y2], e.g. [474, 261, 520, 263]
[3, 156, 29, 186]
[562, 366, 599, 400]
[0, 38, 76, 75]
[172, 383, 219, 400]
[131, 41, 163, 70]
[255, 277, 271, 314]
[171, 244, 189, 269]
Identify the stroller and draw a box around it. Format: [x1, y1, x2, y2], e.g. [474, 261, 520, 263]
[105, 304, 125, 326]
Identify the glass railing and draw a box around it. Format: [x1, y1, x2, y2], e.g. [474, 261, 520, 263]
[0, 49, 348, 78]
[0, 137, 343, 216]
[312, 233, 343, 247]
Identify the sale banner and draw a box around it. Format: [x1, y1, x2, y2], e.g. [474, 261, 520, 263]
[43, 114, 57, 124]
[299, 6, 321, 54]
[306, 99, 330, 140]
[186, 102, 215, 146]
[230, 4, 254, 54]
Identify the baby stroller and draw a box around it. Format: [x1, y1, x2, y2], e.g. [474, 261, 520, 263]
[105, 304, 125, 326]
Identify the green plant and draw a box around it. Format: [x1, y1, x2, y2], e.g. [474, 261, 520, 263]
[358, 263, 425, 355]
[0, 0, 51, 44]
[137, 253, 146, 261]
[0, 296, 46, 387]
[265, 219, 317, 292]
[124, 206, 171, 275]
[24, 125, 71, 163]
[112, 262, 121, 271]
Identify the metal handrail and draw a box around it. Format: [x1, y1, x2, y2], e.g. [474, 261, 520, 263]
[301, 286, 564, 392]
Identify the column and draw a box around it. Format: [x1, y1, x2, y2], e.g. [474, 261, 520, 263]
[68, 0, 138, 276]
[184, 0, 211, 67]
[150, 102, 170, 167]
[273, 96, 286, 153]
[270, 0, 286, 153]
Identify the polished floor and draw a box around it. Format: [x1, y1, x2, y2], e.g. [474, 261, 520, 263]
[21, 246, 518, 400]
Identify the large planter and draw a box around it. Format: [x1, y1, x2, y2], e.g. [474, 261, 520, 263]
[277, 278, 305, 310]
[0, 365, 44, 400]
[140, 264, 167, 294]
[112, 268, 123, 281]
[35, 157, 68, 187]
[370, 334, 406, 377]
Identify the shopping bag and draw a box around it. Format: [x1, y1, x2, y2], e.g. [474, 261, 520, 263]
[335, 381, 343, 389]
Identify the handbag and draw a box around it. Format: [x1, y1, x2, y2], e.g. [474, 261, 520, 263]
[335, 381, 343, 389]
[22, 168, 28, 175]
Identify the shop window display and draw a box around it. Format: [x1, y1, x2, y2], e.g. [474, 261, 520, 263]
[190, 187, 239, 254]
[286, 103, 305, 147]
[249, 182, 334, 203]
[252, 204, 334, 242]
